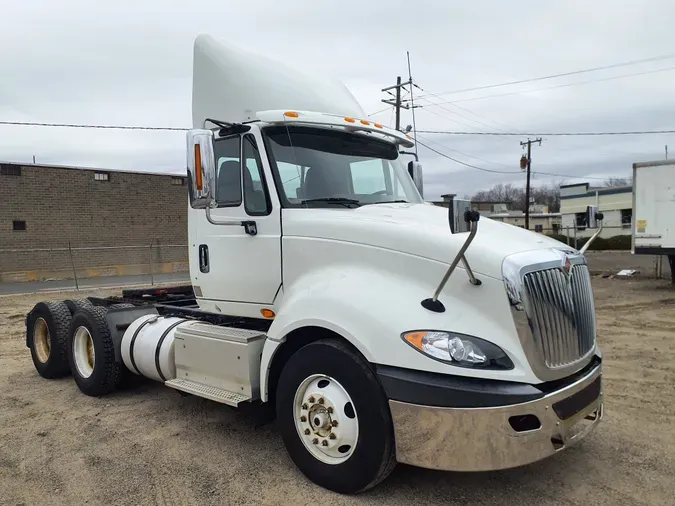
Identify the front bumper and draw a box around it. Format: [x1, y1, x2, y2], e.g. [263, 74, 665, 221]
[383, 360, 603, 472]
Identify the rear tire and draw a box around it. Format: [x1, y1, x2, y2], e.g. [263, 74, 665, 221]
[67, 305, 122, 396]
[63, 298, 93, 315]
[276, 338, 397, 494]
[26, 301, 72, 379]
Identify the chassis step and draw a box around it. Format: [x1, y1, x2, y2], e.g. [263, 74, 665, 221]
[165, 378, 251, 406]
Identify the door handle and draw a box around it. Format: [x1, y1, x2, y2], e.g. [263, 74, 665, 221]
[241, 221, 257, 236]
[199, 244, 209, 273]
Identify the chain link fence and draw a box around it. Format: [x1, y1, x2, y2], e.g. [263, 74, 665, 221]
[0, 241, 188, 289]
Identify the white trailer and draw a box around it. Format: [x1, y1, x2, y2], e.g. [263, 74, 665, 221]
[632, 159, 675, 283]
[24, 34, 605, 494]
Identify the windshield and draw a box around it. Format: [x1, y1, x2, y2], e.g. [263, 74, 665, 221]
[262, 125, 423, 207]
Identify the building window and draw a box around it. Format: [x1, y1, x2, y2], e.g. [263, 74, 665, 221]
[552, 223, 560, 234]
[94, 172, 109, 181]
[1, 164, 21, 176]
[13, 220, 26, 231]
[171, 177, 185, 186]
[621, 209, 632, 228]
[575, 212, 587, 231]
[535, 224, 543, 233]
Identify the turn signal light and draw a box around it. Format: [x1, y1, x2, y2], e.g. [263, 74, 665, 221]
[194, 144, 203, 191]
[261, 308, 276, 319]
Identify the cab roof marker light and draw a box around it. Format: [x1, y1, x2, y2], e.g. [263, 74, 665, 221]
[284, 111, 299, 118]
[255, 110, 415, 148]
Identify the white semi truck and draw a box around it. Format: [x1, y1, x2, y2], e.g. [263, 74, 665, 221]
[25, 34, 604, 494]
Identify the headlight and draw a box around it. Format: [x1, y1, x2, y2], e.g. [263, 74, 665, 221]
[401, 331, 513, 370]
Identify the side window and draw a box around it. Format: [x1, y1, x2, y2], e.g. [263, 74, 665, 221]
[243, 135, 270, 215]
[351, 159, 386, 194]
[214, 136, 241, 207]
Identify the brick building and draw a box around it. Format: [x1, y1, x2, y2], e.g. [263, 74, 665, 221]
[0, 162, 188, 282]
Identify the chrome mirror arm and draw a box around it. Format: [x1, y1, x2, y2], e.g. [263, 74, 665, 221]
[580, 213, 604, 254]
[421, 211, 481, 313]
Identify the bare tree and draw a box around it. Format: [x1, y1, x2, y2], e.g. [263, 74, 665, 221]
[604, 176, 633, 187]
[471, 182, 561, 212]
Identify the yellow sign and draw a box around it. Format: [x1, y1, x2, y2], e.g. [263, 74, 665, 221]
[636, 219, 647, 233]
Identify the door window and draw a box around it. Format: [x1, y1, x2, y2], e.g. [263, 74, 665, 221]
[243, 135, 270, 215]
[214, 136, 242, 207]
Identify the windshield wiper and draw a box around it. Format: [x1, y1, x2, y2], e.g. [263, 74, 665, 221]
[366, 200, 409, 205]
[300, 197, 361, 208]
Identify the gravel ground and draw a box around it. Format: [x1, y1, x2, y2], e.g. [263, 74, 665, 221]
[1, 278, 674, 505]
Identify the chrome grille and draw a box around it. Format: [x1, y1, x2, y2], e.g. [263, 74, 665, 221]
[522, 264, 596, 368]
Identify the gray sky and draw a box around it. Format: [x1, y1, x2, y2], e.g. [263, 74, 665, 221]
[1, 0, 674, 199]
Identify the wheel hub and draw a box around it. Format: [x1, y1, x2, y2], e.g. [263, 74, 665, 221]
[73, 326, 95, 378]
[33, 318, 51, 364]
[293, 375, 359, 465]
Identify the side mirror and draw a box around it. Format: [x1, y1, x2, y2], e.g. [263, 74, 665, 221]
[586, 205, 603, 229]
[407, 161, 424, 198]
[449, 198, 473, 233]
[187, 129, 217, 209]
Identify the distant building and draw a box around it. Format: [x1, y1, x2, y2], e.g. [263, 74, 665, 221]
[471, 201, 510, 213]
[559, 182, 632, 238]
[0, 161, 188, 283]
[488, 211, 561, 234]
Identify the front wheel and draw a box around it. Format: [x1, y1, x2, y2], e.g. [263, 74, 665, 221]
[276, 339, 397, 494]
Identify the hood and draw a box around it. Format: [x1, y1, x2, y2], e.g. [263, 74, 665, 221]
[282, 203, 569, 279]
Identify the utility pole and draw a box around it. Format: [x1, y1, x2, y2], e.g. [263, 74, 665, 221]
[381, 77, 419, 132]
[520, 137, 542, 230]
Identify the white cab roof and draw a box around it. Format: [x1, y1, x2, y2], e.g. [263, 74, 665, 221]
[192, 34, 366, 128]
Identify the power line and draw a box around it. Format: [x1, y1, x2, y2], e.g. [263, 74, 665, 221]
[4, 120, 673, 138]
[417, 138, 623, 181]
[367, 106, 393, 117]
[416, 139, 521, 174]
[417, 134, 513, 168]
[0, 120, 187, 131]
[418, 129, 675, 136]
[427, 66, 675, 106]
[417, 54, 675, 99]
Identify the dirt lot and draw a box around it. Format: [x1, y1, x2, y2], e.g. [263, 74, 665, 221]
[1, 279, 674, 506]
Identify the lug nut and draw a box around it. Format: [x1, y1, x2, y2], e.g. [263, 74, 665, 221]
[327, 406, 333, 414]
[321, 440, 328, 447]
[331, 420, 339, 427]
[308, 396, 315, 403]
[300, 416, 307, 422]
[318, 398, 324, 405]
[329, 433, 336, 440]
[304, 429, 310, 435]
[312, 438, 319, 445]
[302, 403, 308, 410]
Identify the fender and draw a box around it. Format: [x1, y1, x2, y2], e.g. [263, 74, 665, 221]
[258, 261, 534, 402]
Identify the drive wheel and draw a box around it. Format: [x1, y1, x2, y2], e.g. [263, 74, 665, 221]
[26, 301, 72, 378]
[67, 305, 122, 396]
[276, 339, 397, 494]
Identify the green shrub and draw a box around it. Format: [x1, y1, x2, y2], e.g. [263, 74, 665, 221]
[545, 233, 631, 251]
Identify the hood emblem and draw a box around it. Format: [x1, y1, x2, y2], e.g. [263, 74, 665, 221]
[561, 254, 573, 278]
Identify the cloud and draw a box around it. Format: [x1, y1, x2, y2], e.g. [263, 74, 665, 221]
[1, 0, 674, 200]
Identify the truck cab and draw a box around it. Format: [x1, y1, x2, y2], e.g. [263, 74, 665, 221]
[25, 34, 604, 495]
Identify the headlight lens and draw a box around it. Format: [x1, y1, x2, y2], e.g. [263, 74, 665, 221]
[401, 331, 513, 370]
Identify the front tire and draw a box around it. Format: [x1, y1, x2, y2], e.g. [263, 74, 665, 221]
[276, 339, 397, 494]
